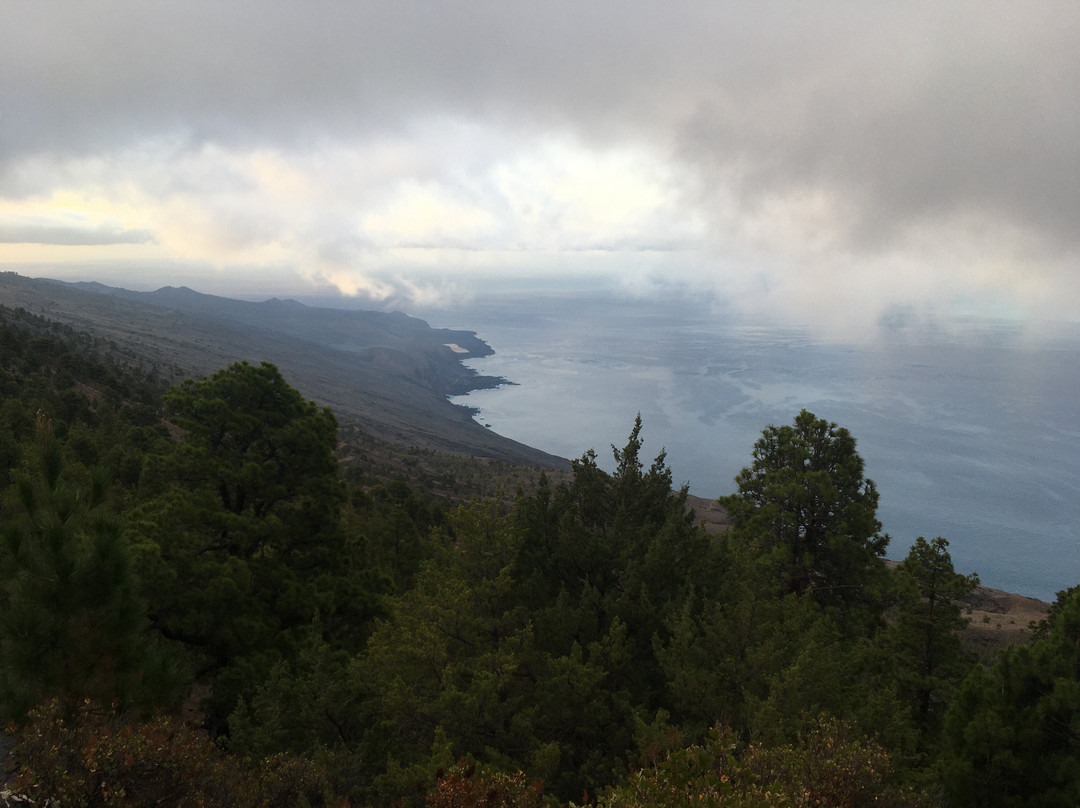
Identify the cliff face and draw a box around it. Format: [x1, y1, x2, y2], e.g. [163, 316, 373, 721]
[0, 272, 567, 468]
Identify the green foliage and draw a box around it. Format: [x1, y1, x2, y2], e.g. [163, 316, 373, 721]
[513, 419, 726, 793]
[157, 360, 342, 562]
[349, 478, 450, 595]
[516, 416, 721, 690]
[130, 361, 359, 729]
[0, 322, 1053, 808]
[938, 587, 1080, 807]
[356, 501, 551, 800]
[227, 628, 360, 760]
[657, 578, 835, 738]
[884, 537, 978, 749]
[658, 576, 912, 756]
[0, 414, 179, 722]
[720, 410, 889, 632]
[0, 308, 173, 522]
[601, 725, 783, 808]
[358, 419, 725, 804]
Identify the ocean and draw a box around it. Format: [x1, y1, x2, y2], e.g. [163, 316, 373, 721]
[418, 292, 1079, 601]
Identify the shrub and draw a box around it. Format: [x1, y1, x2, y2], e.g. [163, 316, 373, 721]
[427, 759, 547, 808]
[8, 700, 340, 807]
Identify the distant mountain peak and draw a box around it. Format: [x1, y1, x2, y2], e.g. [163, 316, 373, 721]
[153, 285, 199, 295]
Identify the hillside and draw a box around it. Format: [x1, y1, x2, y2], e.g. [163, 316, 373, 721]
[0, 275, 1064, 806]
[0, 272, 567, 468]
[959, 584, 1050, 661]
[0, 271, 1047, 657]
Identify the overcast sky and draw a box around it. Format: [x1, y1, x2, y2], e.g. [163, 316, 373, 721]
[1, 2, 1077, 338]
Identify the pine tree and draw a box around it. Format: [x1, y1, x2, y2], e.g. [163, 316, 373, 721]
[0, 412, 171, 721]
[887, 537, 978, 743]
[720, 409, 889, 632]
[129, 361, 352, 730]
[939, 586, 1080, 807]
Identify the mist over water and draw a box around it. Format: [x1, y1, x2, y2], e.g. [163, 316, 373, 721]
[422, 293, 1079, 601]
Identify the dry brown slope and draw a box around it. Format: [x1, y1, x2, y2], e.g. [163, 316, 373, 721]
[959, 585, 1050, 661]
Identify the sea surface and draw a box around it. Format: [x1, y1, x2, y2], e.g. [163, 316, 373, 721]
[419, 293, 1079, 601]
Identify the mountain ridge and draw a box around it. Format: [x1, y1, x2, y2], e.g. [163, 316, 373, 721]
[0, 271, 566, 468]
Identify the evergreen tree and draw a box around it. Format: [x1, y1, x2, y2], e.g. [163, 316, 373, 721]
[355, 500, 550, 805]
[886, 537, 978, 745]
[720, 409, 889, 631]
[129, 361, 356, 729]
[516, 416, 720, 674]
[155, 360, 342, 567]
[356, 419, 724, 804]
[939, 586, 1080, 807]
[657, 565, 913, 754]
[0, 413, 174, 721]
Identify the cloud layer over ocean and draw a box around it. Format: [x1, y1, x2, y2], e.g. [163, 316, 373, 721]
[2, 2, 1077, 337]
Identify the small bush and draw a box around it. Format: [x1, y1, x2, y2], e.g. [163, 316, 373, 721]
[427, 760, 547, 808]
[8, 700, 341, 807]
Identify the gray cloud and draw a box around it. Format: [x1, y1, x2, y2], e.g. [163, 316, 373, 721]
[673, 6, 1080, 255]
[5, 5, 1073, 222]
[2, 1, 1078, 327]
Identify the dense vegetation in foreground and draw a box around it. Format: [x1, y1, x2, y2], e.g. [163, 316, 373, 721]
[1, 305, 1078, 807]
